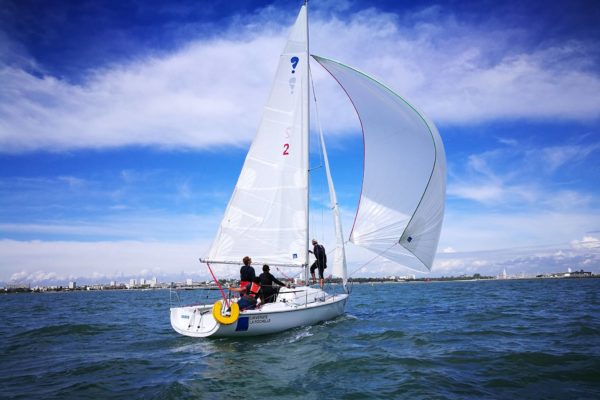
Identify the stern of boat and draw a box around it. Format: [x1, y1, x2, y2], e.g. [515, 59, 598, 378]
[170, 304, 220, 338]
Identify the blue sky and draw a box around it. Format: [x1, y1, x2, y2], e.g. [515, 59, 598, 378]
[1, 0, 599, 284]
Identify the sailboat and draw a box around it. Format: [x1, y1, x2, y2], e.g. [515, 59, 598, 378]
[170, 2, 446, 338]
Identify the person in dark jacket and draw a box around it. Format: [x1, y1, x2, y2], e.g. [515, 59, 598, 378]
[309, 239, 327, 288]
[259, 264, 287, 303]
[239, 256, 256, 293]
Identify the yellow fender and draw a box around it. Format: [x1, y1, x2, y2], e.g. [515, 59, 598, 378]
[212, 300, 240, 325]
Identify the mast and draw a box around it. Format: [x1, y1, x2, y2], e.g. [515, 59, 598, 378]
[304, 0, 311, 284]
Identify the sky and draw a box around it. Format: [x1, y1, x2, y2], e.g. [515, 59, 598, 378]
[1, 0, 599, 285]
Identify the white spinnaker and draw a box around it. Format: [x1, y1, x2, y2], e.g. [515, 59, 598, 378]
[313, 55, 446, 272]
[205, 6, 309, 267]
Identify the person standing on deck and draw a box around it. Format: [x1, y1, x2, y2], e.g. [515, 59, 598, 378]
[239, 256, 256, 293]
[309, 239, 327, 288]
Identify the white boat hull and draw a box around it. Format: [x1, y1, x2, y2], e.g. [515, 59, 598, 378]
[170, 286, 348, 338]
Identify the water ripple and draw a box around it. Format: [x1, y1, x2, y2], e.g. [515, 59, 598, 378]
[1, 279, 599, 399]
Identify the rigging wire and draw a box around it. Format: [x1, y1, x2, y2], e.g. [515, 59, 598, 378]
[205, 262, 230, 308]
[308, 61, 327, 245]
[275, 266, 296, 280]
[346, 242, 401, 287]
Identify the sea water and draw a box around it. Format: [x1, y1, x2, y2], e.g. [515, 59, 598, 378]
[1, 278, 599, 399]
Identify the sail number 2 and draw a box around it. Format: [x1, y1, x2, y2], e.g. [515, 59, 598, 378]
[283, 143, 290, 155]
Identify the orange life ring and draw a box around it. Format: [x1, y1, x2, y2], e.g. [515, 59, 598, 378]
[212, 300, 240, 325]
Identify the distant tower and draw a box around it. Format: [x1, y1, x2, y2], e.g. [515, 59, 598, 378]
[502, 268, 507, 279]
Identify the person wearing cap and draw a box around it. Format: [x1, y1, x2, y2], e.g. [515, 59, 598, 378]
[259, 264, 287, 303]
[308, 239, 327, 288]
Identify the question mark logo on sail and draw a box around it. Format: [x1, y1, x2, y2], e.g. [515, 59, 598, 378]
[289, 57, 299, 94]
[290, 56, 299, 73]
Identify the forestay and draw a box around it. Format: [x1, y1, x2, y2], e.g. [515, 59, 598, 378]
[317, 114, 348, 286]
[313, 56, 446, 272]
[205, 7, 309, 267]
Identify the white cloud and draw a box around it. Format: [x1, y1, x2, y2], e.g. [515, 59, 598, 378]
[311, 11, 600, 124]
[432, 239, 600, 277]
[449, 183, 505, 203]
[543, 146, 587, 172]
[2, 232, 599, 284]
[0, 34, 283, 152]
[0, 213, 221, 241]
[10, 270, 61, 283]
[440, 211, 600, 253]
[435, 258, 465, 271]
[497, 137, 519, 146]
[1, 6, 599, 153]
[448, 142, 598, 207]
[0, 239, 209, 283]
[472, 260, 489, 267]
[571, 235, 600, 249]
[57, 176, 86, 188]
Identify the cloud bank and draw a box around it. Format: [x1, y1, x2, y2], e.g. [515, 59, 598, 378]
[1, 5, 599, 153]
[2, 229, 598, 284]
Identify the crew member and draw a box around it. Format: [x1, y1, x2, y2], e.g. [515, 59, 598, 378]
[239, 256, 256, 292]
[259, 264, 287, 303]
[309, 239, 327, 288]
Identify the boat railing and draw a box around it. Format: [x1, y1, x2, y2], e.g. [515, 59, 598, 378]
[169, 285, 225, 308]
[168, 284, 181, 307]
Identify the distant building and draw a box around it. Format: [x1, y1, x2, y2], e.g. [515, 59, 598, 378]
[547, 269, 592, 278]
[68, 281, 76, 289]
[6, 283, 30, 292]
[571, 269, 592, 277]
[186, 278, 193, 286]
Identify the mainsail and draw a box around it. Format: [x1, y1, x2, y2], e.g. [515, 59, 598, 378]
[205, 6, 309, 267]
[313, 56, 446, 272]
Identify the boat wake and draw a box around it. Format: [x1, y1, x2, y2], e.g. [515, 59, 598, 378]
[286, 326, 314, 343]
